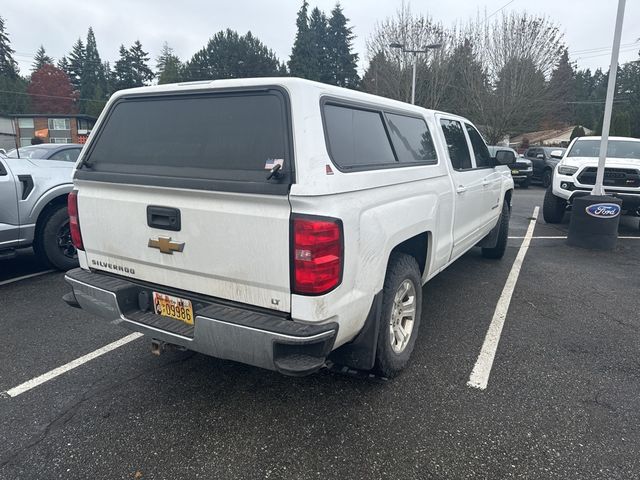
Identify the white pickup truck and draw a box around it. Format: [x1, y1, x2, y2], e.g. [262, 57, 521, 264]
[544, 136, 640, 224]
[63, 78, 515, 377]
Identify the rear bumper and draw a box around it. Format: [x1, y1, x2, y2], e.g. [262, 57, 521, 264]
[64, 268, 338, 376]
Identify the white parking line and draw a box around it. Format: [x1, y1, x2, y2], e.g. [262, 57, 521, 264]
[509, 235, 640, 239]
[468, 206, 539, 390]
[3, 333, 143, 398]
[0, 269, 55, 286]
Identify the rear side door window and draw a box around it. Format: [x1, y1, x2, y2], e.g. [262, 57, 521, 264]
[439, 119, 472, 170]
[323, 103, 396, 169]
[385, 113, 437, 164]
[464, 123, 492, 168]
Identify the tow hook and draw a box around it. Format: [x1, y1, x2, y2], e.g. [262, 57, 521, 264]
[151, 339, 165, 356]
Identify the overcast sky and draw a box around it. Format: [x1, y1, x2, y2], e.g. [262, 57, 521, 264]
[5, 0, 640, 78]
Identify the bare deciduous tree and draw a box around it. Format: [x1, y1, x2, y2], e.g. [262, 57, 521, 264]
[362, 8, 565, 144]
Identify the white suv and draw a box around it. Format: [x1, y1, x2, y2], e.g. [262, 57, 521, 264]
[544, 136, 640, 223]
[63, 78, 514, 377]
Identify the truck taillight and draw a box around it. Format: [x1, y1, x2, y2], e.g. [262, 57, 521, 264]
[292, 215, 343, 295]
[68, 190, 84, 250]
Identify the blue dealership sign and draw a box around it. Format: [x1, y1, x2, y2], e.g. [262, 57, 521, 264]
[585, 203, 621, 218]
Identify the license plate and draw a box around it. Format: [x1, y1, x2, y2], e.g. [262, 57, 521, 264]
[511, 169, 519, 175]
[153, 292, 194, 325]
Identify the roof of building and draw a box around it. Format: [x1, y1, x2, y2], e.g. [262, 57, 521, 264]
[4, 113, 97, 120]
[510, 125, 594, 146]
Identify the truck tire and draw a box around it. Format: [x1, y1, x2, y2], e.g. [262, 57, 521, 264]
[542, 169, 552, 188]
[481, 200, 509, 259]
[374, 253, 423, 378]
[35, 205, 79, 271]
[542, 188, 567, 224]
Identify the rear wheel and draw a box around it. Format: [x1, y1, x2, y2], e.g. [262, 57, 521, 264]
[374, 253, 422, 378]
[543, 188, 567, 224]
[542, 169, 552, 188]
[35, 205, 79, 271]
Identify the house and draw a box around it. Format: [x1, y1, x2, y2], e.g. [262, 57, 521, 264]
[0, 114, 97, 151]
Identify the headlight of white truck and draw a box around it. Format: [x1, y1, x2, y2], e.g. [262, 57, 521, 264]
[557, 165, 578, 175]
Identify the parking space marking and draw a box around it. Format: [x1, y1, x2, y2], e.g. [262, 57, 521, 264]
[468, 206, 539, 391]
[2, 333, 143, 398]
[0, 269, 55, 286]
[509, 235, 640, 239]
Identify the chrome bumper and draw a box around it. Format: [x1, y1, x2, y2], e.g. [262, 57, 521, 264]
[64, 268, 337, 376]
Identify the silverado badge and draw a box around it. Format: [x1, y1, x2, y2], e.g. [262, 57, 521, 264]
[148, 236, 185, 254]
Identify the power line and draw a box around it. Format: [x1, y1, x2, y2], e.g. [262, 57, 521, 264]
[486, 0, 517, 20]
[0, 89, 106, 104]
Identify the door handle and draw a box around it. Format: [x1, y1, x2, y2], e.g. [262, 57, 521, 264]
[482, 179, 490, 187]
[456, 185, 467, 194]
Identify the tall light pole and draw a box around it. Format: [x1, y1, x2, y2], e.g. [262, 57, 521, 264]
[389, 42, 442, 105]
[566, 0, 626, 251]
[592, 0, 626, 196]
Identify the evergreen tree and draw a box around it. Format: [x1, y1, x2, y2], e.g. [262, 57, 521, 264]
[618, 51, 640, 137]
[611, 110, 631, 136]
[0, 16, 18, 78]
[67, 38, 86, 91]
[288, 1, 317, 79]
[326, 4, 359, 88]
[308, 7, 330, 82]
[547, 48, 575, 126]
[32, 45, 53, 72]
[128, 40, 154, 86]
[0, 75, 29, 114]
[183, 29, 282, 81]
[570, 125, 585, 140]
[113, 45, 134, 90]
[80, 27, 107, 114]
[57, 56, 70, 72]
[156, 42, 183, 84]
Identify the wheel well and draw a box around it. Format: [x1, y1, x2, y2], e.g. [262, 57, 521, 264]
[34, 195, 68, 240]
[390, 232, 429, 276]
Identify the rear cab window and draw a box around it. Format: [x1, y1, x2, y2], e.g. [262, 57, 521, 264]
[77, 88, 293, 195]
[322, 100, 438, 171]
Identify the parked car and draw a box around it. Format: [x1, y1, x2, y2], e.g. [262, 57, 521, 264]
[7, 143, 84, 163]
[0, 151, 78, 269]
[523, 146, 566, 187]
[488, 146, 532, 188]
[543, 136, 640, 224]
[63, 78, 515, 378]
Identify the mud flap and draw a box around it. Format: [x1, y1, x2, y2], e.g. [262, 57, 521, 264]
[328, 292, 382, 370]
[476, 206, 507, 249]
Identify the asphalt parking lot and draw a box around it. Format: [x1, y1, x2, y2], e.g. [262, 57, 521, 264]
[1, 186, 639, 479]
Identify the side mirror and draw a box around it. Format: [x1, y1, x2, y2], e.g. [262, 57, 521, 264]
[550, 150, 563, 159]
[536, 153, 545, 159]
[495, 149, 516, 165]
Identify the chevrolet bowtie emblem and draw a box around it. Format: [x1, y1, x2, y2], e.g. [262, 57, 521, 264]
[148, 236, 185, 254]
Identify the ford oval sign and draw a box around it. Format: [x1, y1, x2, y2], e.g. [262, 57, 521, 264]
[585, 203, 621, 218]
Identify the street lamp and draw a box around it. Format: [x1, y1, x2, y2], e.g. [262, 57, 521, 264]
[389, 42, 442, 105]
